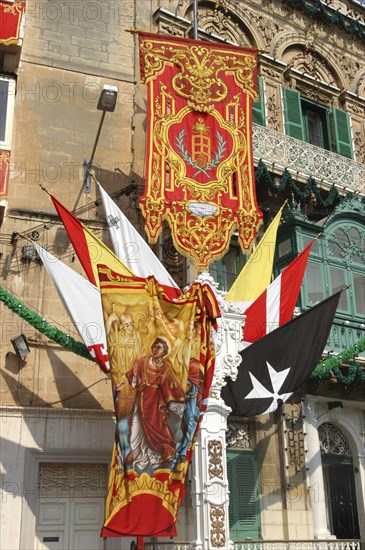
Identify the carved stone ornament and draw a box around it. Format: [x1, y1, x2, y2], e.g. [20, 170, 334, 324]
[267, 94, 280, 131]
[195, 271, 244, 389]
[339, 55, 362, 85]
[260, 65, 284, 80]
[354, 132, 365, 163]
[295, 83, 333, 107]
[252, 14, 279, 48]
[38, 463, 107, 498]
[347, 102, 364, 115]
[208, 439, 224, 479]
[162, 24, 184, 37]
[198, 7, 242, 45]
[252, 123, 365, 193]
[292, 50, 334, 84]
[226, 419, 252, 449]
[210, 505, 226, 548]
[153, 7, 189, 38]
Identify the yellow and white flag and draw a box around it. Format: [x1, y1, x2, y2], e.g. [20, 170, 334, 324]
[226, 202, 286, 303]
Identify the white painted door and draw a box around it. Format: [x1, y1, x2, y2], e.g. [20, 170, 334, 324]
[36, 497, 105, 549]
[36, 498, 69, 549]
[35, 463, 107, 550]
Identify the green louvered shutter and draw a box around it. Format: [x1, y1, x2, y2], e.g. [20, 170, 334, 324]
[227, 455, 235, 529]
[252, 76, 265, 126]
[227, 450, 261, 541]
[332, 107, 353, 159]
[283, 88, 305, 141]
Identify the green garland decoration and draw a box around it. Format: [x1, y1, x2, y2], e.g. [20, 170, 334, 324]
[283, 0, 365, 40]
[0, 284, 93, 362]
[332, 362, 365, 385]
[310, 337, 365, 381]
[255, 160, 340, 208]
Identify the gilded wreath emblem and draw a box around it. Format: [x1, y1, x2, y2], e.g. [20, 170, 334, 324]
[176, 119, 227, 178]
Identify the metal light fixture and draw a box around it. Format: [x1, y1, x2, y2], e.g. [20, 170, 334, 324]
[11, 334, 30, 359]
[97, 85, 118, 112]
[83, 84, 118, 192]
[22, 244, 34, 261]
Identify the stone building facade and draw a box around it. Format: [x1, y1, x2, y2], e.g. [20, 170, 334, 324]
[0, 1, 364, 549]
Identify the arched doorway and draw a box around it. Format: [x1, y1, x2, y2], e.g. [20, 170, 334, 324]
[319, 423, 360, 539]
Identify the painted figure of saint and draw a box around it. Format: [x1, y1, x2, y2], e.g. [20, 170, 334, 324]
[125, 338, 186, 471]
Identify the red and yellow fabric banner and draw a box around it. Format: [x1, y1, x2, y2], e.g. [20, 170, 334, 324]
[98, 265, 219, 537]
[0, 150, 10, 196]
[139, 32, 262, 270]
[0, 1, 25, 44]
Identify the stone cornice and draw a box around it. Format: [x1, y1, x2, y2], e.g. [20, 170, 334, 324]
[0, 405, 114, 419]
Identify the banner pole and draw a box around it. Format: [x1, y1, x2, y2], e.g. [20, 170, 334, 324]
[193, 0, 198, 39]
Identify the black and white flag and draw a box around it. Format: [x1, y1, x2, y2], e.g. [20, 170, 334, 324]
[221, 291, 341, 416]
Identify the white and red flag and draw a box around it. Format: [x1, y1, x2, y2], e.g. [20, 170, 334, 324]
[34, 243, 110, 373]
[96, 181, 181, 299]
[242, 240, 314, 345]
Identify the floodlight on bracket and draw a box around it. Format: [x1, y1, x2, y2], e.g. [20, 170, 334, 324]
[11, 334, 30, 360]
[83, 84, 118, 192]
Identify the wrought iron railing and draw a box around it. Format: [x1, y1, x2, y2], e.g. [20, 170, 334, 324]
[252, 124, 365, 196]
[144, 541, 361, 550]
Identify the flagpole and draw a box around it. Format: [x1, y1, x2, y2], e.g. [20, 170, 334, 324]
[193, 0, 198, 39]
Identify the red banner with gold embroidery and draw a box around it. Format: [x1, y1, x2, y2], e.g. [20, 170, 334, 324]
[0, 150, 10, 196]
[0, 1, 25, 45]
[98, 265, 219, 538]
[139, 32, 262, 270]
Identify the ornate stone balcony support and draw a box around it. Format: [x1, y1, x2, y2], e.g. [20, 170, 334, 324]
[190, 273, 244, 550]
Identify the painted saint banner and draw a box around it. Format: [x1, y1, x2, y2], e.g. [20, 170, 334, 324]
[98, 266, 219, 537]
[139, 32, 262, 270]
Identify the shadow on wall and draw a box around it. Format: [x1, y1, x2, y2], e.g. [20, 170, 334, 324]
[2, 348, 106, 409]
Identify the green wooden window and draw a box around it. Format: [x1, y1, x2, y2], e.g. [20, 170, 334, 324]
[302, 99, 331, 150]
[332, 106, 353, 159]
[301, 221, 365, 321]
[353, 271, 365, 317]
[276, 217, 364, 355]
[304, 260, 325, 306]
[282, 88, 353, 159]
[252, 76, 265, 126]
[283, 88, 305, 141]
[209, 243, 245, 291]
[227, 450, 261, 541]
[328, 265, 349, 313]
